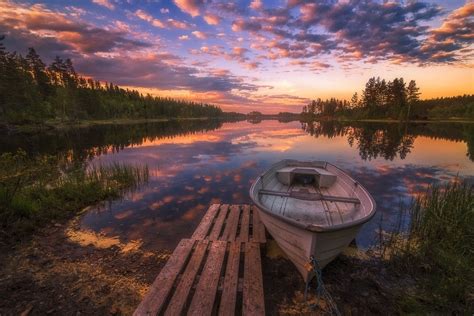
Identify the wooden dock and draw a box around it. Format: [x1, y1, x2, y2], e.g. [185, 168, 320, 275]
[134, 204, 267, 316]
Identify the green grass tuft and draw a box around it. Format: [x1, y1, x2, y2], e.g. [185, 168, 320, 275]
[0, 150, 148, 241]
[385, 180, 474, 313]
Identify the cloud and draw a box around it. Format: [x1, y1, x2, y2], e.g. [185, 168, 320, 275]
[92, 0, 115, 10]
[179, 35, 189, 40]
[173, 0, 203, 17]
[134, 9, 166, 28]
[160, 8, 170, 14]
[192, 31, 208, 39]
[0, 2, 150, 55]
[249, 0, 263, 11]
[74, 53, 261, 93]
[203, 14, 220, 25]
[231, 19, 262, 32]
[226, 0, 473, 65]
[419, 2, 474, 62]
[134, 9, 191, 29]
[167, 18, 190, 29]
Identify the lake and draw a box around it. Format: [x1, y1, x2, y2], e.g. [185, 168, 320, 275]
[2, 120, 473, 251]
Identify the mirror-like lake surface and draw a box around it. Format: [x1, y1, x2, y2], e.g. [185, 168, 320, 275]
[3, 120, 473, 251]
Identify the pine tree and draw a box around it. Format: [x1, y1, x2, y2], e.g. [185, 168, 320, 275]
[26, 48, 52, 98]
[406, 80, 420, 120]
[350, 92, 359, 108]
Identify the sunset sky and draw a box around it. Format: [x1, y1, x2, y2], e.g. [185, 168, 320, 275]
[1, 0, 473, 113]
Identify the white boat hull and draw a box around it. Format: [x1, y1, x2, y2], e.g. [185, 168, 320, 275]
[250, 160, 376, 283]
[258, 208, 362, 282]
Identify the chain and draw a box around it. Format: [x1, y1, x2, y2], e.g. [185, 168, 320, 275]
[308, 255, 341, 316]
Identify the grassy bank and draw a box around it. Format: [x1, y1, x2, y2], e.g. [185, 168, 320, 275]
[384, 181, 474, 313]
[0, 150, 148, 242]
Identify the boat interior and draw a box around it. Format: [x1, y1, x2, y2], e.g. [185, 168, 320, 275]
[257, 162, 365, 227]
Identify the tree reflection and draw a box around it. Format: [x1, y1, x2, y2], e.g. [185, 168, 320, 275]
[0, 119, 224, 162]
[302, 121, 473, 161]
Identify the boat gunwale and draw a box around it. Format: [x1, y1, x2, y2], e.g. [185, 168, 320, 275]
[249, 159, 377, 233]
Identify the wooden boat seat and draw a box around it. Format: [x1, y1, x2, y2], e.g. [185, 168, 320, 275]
[258, 189, 360, 204]
[276, 167, 337, 188]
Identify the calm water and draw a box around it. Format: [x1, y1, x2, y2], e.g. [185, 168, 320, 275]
[3, 120, 473, 251]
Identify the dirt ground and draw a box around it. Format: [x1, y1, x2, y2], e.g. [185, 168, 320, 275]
[0, 215, 399, 315]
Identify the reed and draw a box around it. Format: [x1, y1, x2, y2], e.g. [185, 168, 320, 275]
[0, 151, 148, 241]
[385, 180, 474, 313]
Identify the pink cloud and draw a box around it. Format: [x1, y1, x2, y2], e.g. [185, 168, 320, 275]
[173, 0, 203, 17]
[92, 0, 115, 10]
[249, 0, 263, 10]
[192, 31, 207, 39]
[135, 9, 191, 29]
[0, 2, 149, 54]
[203, 14, 220, 25]
[135, 9, 165, 28]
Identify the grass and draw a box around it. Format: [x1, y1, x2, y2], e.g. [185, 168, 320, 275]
[0, 150, 148, 241]
[384, 181, 474, 313]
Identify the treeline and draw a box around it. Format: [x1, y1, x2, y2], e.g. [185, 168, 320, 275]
[302, 77, 474, 120]
[0, 37, 223, 124]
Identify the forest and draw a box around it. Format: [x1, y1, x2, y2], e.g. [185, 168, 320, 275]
[0, 37, 223, 124]
[302, 77, 474, 120]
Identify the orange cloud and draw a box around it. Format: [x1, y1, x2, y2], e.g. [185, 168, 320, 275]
[203, 14, 220, 25]
[173, 0, 202, 17]
[92, 0, 115, 10]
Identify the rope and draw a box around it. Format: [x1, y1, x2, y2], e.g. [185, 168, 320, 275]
[308, 255, 341, 316]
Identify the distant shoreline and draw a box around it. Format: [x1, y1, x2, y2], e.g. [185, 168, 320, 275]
[0, 117, 230, 134]
[2, 115, 473, 134]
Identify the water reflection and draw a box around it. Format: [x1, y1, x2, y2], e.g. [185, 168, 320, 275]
[0, 119, 224, 161]
[3, 120, 473, 251]
[302, 121, 474, 161]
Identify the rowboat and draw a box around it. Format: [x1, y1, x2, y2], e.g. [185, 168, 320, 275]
[249, 160, 376, 283]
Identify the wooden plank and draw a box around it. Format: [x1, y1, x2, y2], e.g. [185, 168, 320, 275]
[258, 189, 360, 204]
[239, 205, 250, 242]
[164, 240, 209, 316]
[133, 239, 195, 316]
[221, 205, 241, 241]
[218, 242, 241, 316]
[192, 204, 220, 239]
[209, 204, 229, 240]
[251, 206, 266, 243]
[188, 241, 227, 316]
[243, 242, 265, 315]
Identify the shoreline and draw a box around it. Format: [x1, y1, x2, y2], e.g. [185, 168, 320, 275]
[2, 116, 473, 134]
[0, 210, 398, 315]
[0, 117, 230, 134]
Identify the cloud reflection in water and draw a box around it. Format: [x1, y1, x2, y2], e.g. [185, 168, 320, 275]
[75, 120, 474, 251]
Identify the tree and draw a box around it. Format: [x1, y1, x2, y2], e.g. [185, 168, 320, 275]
[350, 92, 359, 109]
[26, 48, 52, 98]
[406, 80, 420, 119]
[363, 77, 378, 112]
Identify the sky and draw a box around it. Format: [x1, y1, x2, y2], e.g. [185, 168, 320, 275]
[1, 0, 473, 113]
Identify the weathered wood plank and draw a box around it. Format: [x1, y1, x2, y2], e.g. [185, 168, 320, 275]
[243, 242, 265, 315]
[239, 205, 250, 242]
[209, 204, 229, 240]
[192, 204, 220, 240]
[164, 240, 209, 316]
[259, 189, 360, 204]
[221, 205, 241, 241]
[251, 206, 266, 243]
[133, 239, 194, 316]
[218, 242, 241, 316]
[188, 241, 227, 316]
